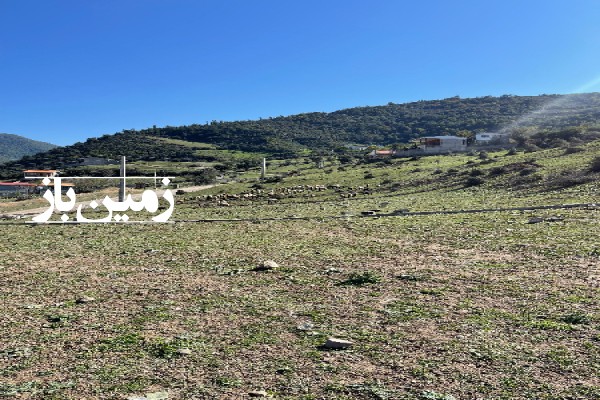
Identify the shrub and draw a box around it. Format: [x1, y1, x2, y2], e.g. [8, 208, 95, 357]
[561, 312, 590, 325]
[489, 166, 507, 176]
[519, 168, 536, 176]
[564, 146, 584, 155]
[264, 176, 283, 183]
[338, 155, 355, 164]
[338, 271, 382, 286]
[469, 168, 484, 177]
[478, 151, 489, 160]
[506, 147, 518, 156]
[465, 176, 484, 187]
[547, 172, 590, 189]
[590, 156, 600, 172]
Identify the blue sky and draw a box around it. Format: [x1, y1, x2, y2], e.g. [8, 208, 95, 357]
[1, 0, 600, 146]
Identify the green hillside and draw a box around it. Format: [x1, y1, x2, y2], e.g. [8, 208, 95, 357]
[146, 92, 600, 152]
[0, 133, 57, 164]
[2, 92, 600, 180]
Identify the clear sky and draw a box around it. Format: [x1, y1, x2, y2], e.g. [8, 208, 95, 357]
[1, 0, 600, 146]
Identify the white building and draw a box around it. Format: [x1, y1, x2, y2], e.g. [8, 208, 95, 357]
[418, 136, 467, 153]
[0, 182, 37, 195]
[475, 132, 506, 143]
[23, 169, 58, 179]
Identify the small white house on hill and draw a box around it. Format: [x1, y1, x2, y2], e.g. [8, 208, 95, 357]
[475, 132, 506, 143]
[23, 169, 58, 179]
[418, 136, 467, 153]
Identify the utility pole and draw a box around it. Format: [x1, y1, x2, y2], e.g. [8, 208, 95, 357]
[119, 156, 126, 202]
[261, 158, 266, 179]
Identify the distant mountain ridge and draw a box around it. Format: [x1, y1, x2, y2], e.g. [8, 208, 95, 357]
[0, 133, 58, 164]
[2, 92, 600, 179]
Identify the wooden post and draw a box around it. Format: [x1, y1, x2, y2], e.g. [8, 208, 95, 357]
[119, 156, 126, 202]
[261, 158, 266, 179]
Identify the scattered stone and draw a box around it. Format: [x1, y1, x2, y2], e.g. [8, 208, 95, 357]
[248, 390, 268, 397]
[297, 322, 315, 331]
[76, 296, 95, 304]
[2, 347, 32, 359]
[527, 217, 544, 224]
[323, 337, 353, 350]
[22, 304, 43, 309]
[176, 348, 192, 355]
[275, 366, 292, 374]
[254, 260, 279, 271]
[145, 392, 169, 400]
[47, 315, 65, 323]
[546, 216, 564, 222]
[361, 210, 376, 216]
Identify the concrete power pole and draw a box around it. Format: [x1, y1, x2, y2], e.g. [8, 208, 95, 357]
[261, 158, 266, 179]
[119, 156, 126, 202]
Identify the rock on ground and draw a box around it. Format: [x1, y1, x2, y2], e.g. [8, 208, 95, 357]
[323, 337, 353, 349]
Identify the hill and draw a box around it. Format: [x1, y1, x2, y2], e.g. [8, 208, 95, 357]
[2, 92, 600, 179]
[146, 92, 600, 152]
[0, 133, 57, 164]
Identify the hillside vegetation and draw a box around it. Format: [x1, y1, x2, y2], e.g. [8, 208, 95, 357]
[2, 92, 600, 180]
[0, 133, 57, 164]
[146, 93, 600, 153]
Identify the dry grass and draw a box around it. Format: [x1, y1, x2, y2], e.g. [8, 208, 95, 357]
[1, 209, 599, 399]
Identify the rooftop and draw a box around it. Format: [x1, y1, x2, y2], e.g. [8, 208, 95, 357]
[420, 136, 464, 139]
[0, 182, 37, 187]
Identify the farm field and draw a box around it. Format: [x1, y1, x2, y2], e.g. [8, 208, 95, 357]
[1, 145, 599, 399]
